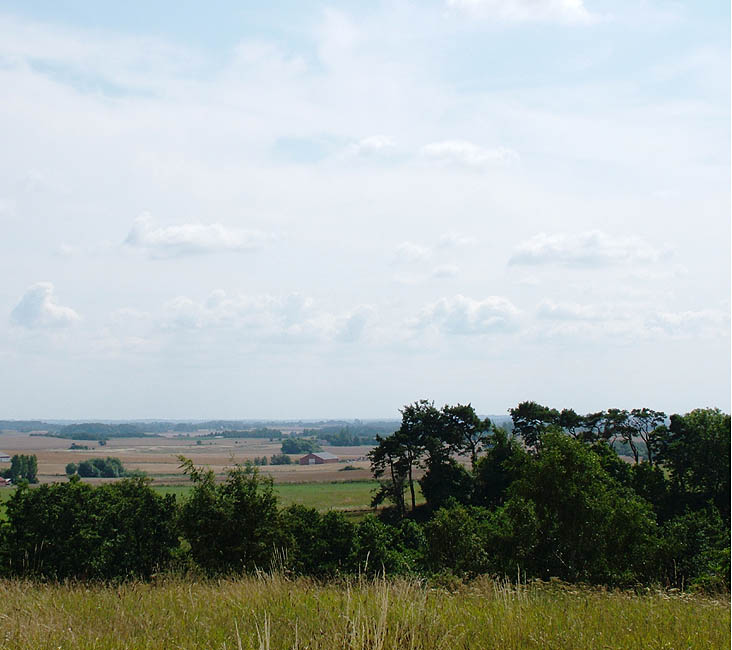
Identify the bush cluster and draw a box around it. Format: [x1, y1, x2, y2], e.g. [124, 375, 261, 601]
[281, 438, 320, 455]
[65, 457, 128, 478]
[269, 453, 292, 465]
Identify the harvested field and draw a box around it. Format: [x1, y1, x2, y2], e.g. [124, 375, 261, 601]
[0, 432, 374, 485]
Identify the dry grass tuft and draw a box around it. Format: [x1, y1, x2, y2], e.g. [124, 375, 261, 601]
[0, 575, 726, 649]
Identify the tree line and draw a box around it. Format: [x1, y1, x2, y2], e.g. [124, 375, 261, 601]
[0, 400, 727, 591]
[368, 400, 729, 588]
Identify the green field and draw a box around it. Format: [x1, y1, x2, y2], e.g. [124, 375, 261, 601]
[0, 575, 726, 649]
[158, 480, 426, 512]
[0, 480, 422, 514]
[154, 480, 386, 511]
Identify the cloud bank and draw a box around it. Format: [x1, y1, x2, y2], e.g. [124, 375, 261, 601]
[124, 214, 273, 258]
[509, 231, 666, 267]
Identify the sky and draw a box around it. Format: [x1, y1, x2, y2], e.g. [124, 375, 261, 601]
[0, 0, 729, 420]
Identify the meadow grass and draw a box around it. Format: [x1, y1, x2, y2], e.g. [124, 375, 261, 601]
[0, 574, 726, 649]
[153, 481, 424, 512]
[0, 480, 398, 514]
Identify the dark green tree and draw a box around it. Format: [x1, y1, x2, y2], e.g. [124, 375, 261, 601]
[8, 454, 38, 483]
[656, 408, 730, 522]
[369, 434, 408, 517]
[89, 477, 178, 579]
[0, 476, 177, 580]
[472, 427, 526, 509]
[509, 401, 559, 449]
[372, 400, 442, 512]
[628, 408, 666, 465]
[558, 408, 584, 439]
[441, 403, 492, 470]
[508, 431, 658, 584]
[630, 461, 670, 521]
[1, 476, 97, 578]
[659, 507, 729, 590]
[601, 408, 631, 452]
[589, 441, 631, 487]
[281, 438, 320, 454]
[281, 505, 356, 576]
[419, 456, 472, 511]
[424, 503, 488, 575]
[177, 457, 284, 574]
[352, 516, 412, 575]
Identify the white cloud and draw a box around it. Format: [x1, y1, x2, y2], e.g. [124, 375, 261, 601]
[536, 300, 606, 321]
[347, 135, 396, 157]
[645, 310, 729, 339]
[394, 241, 432, 262]
[124, 214, 273, 258]
[415, 294, 520, 335]
[509, 231, 666, 267]
[446, 0, 595, 23]
[421, 140, 519, 169]
[531, 303, 730, 342]
[335, 305, 375, 342]
[10, 282, 80, 328]
[437, 232, 476, 248]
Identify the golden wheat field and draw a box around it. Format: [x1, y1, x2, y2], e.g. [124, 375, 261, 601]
[0, 575, 727, 650]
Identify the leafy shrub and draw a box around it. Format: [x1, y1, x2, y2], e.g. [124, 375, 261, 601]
[76, 457, 126, 478]
[177, 458, 285, 574]
[269, 453, 292, 465]
[0, 476, 177, 579]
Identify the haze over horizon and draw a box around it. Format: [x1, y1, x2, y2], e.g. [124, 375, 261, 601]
[1, 1, 729, 420]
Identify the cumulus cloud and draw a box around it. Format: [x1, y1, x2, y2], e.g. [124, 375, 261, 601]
[124, 214, 273, 258]
[509, 231, 666, 267]
[421, 140, 519, 169]
[415, 294, 520, 335]
[10, 283, 80, 328]
[393, 240, 462, 281]
[446, 0, 595, 23]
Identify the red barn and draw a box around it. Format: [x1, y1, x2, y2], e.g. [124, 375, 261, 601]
[299, 452, 339, 465]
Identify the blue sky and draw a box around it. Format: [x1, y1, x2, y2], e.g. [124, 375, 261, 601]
[0, 0, 729, 419]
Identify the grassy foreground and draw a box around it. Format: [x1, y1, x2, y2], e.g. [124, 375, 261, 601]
[0, 576, 726, 649]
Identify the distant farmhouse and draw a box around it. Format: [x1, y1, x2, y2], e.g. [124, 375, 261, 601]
[299, 451, 339, 465]
[0, 453, 10, 463]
